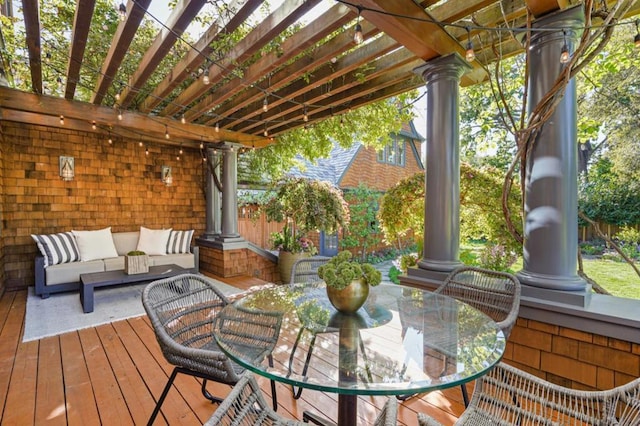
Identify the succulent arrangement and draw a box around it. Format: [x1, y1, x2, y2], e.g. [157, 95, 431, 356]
[317, 251, 382, 290]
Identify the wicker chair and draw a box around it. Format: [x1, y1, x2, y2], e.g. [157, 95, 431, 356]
[418, 362, 640, 426]
[205, 372, 399, 426]
[435, 266, 521, 406]
[290, 256, 331, 284]
[142, 274, 281, 425]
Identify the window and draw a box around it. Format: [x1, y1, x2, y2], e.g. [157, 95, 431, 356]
[377, 137, 406, 166]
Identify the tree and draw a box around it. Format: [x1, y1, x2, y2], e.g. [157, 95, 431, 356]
[379, 163, 522, 254]
[340, 184, 382, 261]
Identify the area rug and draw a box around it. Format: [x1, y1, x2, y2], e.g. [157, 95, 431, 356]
[22, 277, 242, 342]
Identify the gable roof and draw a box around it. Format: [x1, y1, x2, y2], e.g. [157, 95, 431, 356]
[289, 143, 361, 185]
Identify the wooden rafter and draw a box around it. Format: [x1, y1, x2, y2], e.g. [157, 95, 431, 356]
[65, 0, 96, 99]
[91, 0, 152, 105]
[183, 2, 356, 123]
[138, 0, 263, 114]
[21, 0, 42, 94]
[160, 0, 322, 117]
[118, 0, 208, 108]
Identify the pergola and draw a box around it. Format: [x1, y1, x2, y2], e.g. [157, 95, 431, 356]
[5, 0, 638, 148]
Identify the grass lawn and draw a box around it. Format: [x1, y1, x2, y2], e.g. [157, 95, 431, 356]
[462, 242, 640, 300]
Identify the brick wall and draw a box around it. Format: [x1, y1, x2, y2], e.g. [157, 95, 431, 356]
[505, 318, 640, 390]
[340, 141, 423, 191]
[0, 121, 206, 290]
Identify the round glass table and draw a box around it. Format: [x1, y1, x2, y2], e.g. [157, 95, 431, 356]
[213, 282, 505, 425]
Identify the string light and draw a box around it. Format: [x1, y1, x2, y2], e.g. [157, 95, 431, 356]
[263, 124, 268, 137]
[117, 108, 123, 120]
[114, 91, 120, 101]
[179, 144, 183, 155]
[560, 30, 570, 64]
[91, 120, 96, 130]
[108, 131, 113, 144]
[263, 96, 268, 112]
[465, 27, 475, 62]
[181, 114, 186, 124]
[215, 122, 220, 132]
[354, 6, 364, 44]
[199, 137, 204, 149]
[165, 124, 170, 139]
[139, 140, 144, 147]
[303, 105, 309, 122]
[118, 2, 126, 22]
[635, 20, 640, 48]
[202, 69, 210, 85]
[145, 146, 149, 155]
[59, 115, 64, 125]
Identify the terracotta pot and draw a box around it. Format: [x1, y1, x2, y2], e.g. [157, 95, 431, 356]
[326, 279, 369, 313]
[278, 250, 310, 284]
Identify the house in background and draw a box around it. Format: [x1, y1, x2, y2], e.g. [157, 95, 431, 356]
[287, 120, 425, 256]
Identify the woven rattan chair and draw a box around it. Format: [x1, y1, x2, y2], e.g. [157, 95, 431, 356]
[418, 362, 640, 426]
[205, 372, 399, 425]
[142, 274, 281, 425]
[290, 256, 331, 284]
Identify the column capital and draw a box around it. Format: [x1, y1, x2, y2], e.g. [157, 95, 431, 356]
[413, 53, 472, 83]
[527, 5, 585, 47]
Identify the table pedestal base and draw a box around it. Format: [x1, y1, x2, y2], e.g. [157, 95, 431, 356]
[302, 394, 356, 426]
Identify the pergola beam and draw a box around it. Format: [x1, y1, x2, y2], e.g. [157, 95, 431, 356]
[118, 0, 208, 108]
[65, 0, 96, 99]
[91, 0, 152, 105]
[21, 0, 42, 94]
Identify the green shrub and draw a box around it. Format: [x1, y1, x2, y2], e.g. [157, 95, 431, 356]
[388, 266, 402, 284]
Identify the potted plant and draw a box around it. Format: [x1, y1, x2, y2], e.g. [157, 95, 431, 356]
[125, 250, 149, 275]
[264, 177, 349, 283]
[317, 251, 381, 313]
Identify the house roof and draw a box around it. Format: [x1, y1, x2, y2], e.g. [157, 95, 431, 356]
[289, 120, 423, 185]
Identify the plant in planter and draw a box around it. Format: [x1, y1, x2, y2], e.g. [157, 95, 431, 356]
[264, 176, 349, 283]
[317, 251, 381, 313]
[125, 250, 149, 275]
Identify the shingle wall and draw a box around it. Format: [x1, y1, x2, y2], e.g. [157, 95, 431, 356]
[0, 121, 206, 290]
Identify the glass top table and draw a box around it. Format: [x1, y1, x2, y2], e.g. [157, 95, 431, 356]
[213, 282, 505, 425]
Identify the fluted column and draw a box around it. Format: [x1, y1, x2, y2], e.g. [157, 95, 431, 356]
[203, 148, 221, 238]
[517, 6, 587, 292]
[216, 144, 243, 242]
[413, 54, 471, 273]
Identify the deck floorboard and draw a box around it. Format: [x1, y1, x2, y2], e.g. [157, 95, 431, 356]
[0, 276, 464, 425]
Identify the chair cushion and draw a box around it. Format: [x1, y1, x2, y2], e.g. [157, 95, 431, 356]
[166, 230, 194, 254]
[136, 226, 172, 256]
[72, 227, 119, 262]
[31, 232, 80, 267]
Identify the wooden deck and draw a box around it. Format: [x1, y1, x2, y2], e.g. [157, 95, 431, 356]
[0, 275, 465, 425]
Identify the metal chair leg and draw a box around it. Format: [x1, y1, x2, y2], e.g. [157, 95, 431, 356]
[147, 367, 179, 426]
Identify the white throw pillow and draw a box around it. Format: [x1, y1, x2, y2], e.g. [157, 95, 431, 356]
[72, 227, 119, 262]
[137, 226, 172, 256]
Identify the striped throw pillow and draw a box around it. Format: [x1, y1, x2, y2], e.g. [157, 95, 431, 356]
[31, 232, 80, 267]
[166, 230, 194, 254]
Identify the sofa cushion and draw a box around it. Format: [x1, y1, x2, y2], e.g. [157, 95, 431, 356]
[166, 230, 194, 254]
[31, 232, 80, 267]
[112, 232, 140, 256]
[45, 259, 105, 285]
[150, 253, 195, 270]
[136, 226, 172, 256]
[104, 256, 125, 271]
[72, 227, 119, 261]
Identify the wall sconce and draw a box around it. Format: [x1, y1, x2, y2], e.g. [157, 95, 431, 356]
[59, 156, 74, 181]
[161, 165, 173, 186]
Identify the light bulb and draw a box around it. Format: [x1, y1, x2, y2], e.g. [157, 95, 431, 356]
[465, 42, 475, 62]
[165, 126, 170, 139]
[117, 110, 123, 121]
[263, 97, 268, 112]
[202, 69, 210, 85]
[118, 2, 126, 21]
[181, 114, 186, 124]
[59, 115, 64, 125]
[179, 146, 183, 155]
[115, 91, 120, 101]
[91, 120, 97, 130]
[215, 122, 220, 132]
[560, 44, 570, 64]
[139, 141, 143, 147]
[354, 23, 363, 44]
[108, 136, 113, 144]
[145, 147, 149, 156]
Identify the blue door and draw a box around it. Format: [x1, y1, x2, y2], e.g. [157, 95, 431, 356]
[320, 231, 339, 256]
